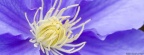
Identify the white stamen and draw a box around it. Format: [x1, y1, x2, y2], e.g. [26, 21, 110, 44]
[60, 16, 70, 21]
[73, 25, 85, 40]
[34, 43, 39, 47]
[24, 13, 31, 25]
[45, 49, 49, 55]
[40, 0, 44, 20]
[51, 50, 58, 55]
[52, 10, 59, 16]
[67, 4, 79, 9]
[29, 39, 36, 43]
[52, 0, 58, 8]
[71, 19, 91, 30]
[40, 43, 45, 53]
[71, 17, 82, 26]
[33, 7, 41, 22]
[70, 6, 80, 23]
[57, 8, 66, 18]
[44, 8, 55, 19]
[30, 30, 36, 36]
[64, 42, 86, 47]
[57, 4, 79, 18]
[56, 0, 62, 11]
[52, 49, 63, 55]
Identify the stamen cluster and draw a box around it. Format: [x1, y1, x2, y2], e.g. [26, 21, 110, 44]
[25, 0, 90, 55]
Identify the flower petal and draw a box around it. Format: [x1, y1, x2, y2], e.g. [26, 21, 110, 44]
[0, 33, 40, 55]
[62, 52, 81, 55]
[0, 0, 49, 38]
[79, 0, 144, 39]
[0, 0, 34, 36]
[75, 29, 144, 55]
[24, 0, 41, 10]
[59, 0, 82, 18]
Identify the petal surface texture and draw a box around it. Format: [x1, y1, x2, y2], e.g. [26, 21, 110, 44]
[0, 33, 40, 55]
[75, 29, 144, 55]
[78, 0, 144, 39]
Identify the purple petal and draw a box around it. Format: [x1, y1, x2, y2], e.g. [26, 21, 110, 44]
[78, 0, 118, 20]
[0, 33, 40, 55]
[75, 29, 144, 55]
[0, 0, 49, 38]
[0, 0, 34, 36]
[78, 0, 144, 39]
[59, 0, 82, 18]
[62, 52, 81, 55]
[24, 0, 41, 10]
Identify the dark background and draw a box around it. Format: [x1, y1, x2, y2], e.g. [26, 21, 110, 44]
[140, 25, 144, 31]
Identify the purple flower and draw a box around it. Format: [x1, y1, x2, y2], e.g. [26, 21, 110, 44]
[0, 0, 144, 55]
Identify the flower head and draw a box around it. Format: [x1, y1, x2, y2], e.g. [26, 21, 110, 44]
[0, 0, 144, 55]
[24, 0, 90, 54]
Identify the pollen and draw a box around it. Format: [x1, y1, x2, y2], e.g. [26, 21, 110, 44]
[24, 0, 91, 55]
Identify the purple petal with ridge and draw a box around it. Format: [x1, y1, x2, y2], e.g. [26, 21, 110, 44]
[74, 29, 144, 55]
[0, 0, 35, 36]
[78, 0, 144, 40]
[0, 33, 40, 55]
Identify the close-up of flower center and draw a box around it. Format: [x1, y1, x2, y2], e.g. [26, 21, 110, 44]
[24, 0, 90, 55]
[0, 0, 144, 55]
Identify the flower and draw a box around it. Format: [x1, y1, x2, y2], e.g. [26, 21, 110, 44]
[0, 0, 144, 55]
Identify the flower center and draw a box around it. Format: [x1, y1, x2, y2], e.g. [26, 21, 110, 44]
[24, 0, 91, 55]
[36, 17, 66, 48]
